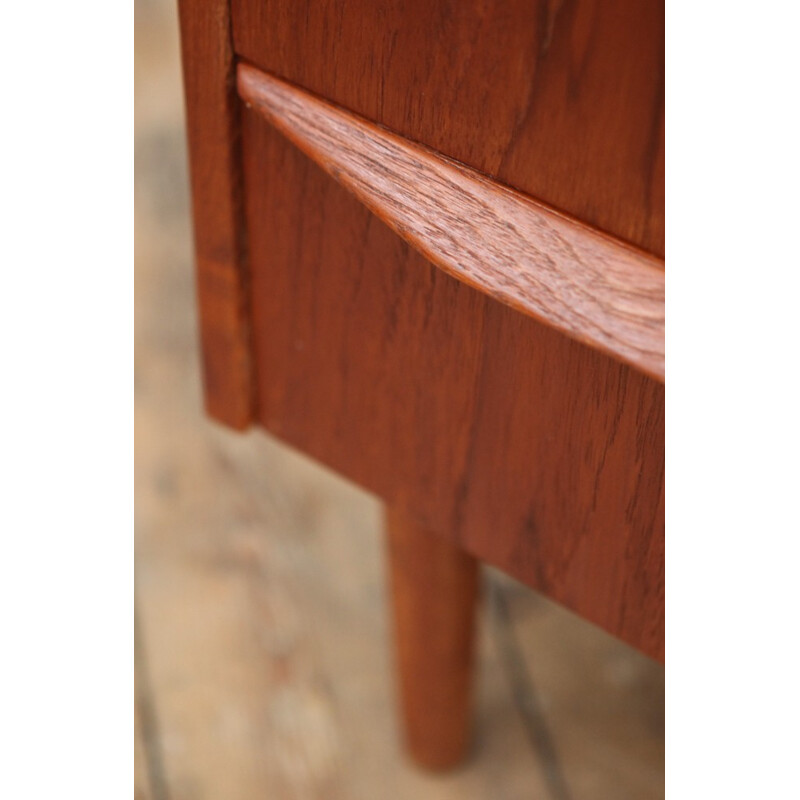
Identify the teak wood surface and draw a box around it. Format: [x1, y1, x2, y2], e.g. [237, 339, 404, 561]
[231, 0, 665, 257]
[180, 0, 664, 727]
[238, 65, 664, 381]
[387, 508, 479, 770]
[239, 110, 664, 661]
[177, 0, 253, 428]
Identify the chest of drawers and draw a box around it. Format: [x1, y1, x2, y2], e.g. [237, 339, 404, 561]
[178, 0, 664, 770]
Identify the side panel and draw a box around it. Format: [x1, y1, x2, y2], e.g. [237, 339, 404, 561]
[177, 0, 253, 427]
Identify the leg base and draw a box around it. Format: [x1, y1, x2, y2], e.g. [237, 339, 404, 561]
[386, 507, 479, 770]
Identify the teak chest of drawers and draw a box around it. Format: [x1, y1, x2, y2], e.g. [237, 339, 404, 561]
[178, 0, 664, 769]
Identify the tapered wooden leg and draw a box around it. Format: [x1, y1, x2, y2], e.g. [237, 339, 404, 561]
[386, 507, 480, 770]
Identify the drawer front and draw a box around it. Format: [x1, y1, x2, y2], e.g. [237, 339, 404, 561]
[232, 0, 664, 256]
[240, 107, 665, 660]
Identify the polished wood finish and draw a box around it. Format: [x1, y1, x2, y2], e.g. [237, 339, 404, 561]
[177, 0, 253, 428]
[238, 64, 664, 381]
[239, 112, 664, 661]
[177, 0, 665, 774]
[232, 0, 664, 256]
[387, 508, 479, 770]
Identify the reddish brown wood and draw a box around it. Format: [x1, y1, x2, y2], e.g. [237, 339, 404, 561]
[177, 0, 253, 428]
[231, 0, 664, 256]
[177, 0, 664, 782]
[239, 113, 664, 661]
[237, 64, 664, 381]
[386, 508, 479, 770]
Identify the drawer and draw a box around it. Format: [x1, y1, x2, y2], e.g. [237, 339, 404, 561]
[236, 86, 664, 660]
[231, 0, 664, 255]
[178, 0, 664, 659]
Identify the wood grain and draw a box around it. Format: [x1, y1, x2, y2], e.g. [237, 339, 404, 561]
[177, 0, 253, 428]
[238, 64, 664, 381]
[154, 0, 665, 789]
[231, 0, 664, 256]
[387, 508, 479, 770]
[240, 113, 664, 661]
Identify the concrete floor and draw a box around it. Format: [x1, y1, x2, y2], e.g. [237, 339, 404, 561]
[135, 2, 664, 797]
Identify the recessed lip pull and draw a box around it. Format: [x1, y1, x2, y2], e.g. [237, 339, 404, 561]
[237, 62, 665, 382]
